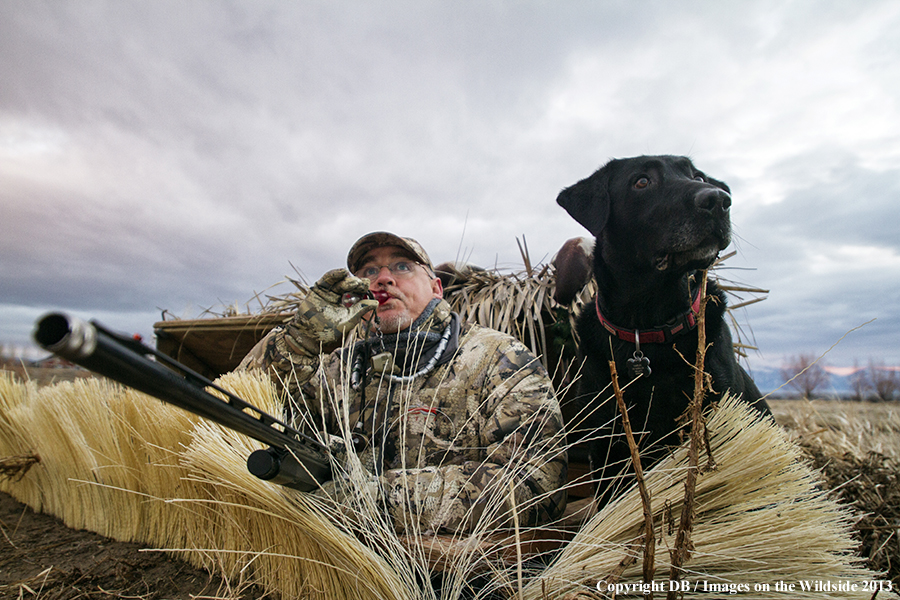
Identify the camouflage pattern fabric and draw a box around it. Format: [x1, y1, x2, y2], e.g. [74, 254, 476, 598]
[239, 295, 567, 535]
[239, 269, 376, 384]
[286, 268, 377, 355]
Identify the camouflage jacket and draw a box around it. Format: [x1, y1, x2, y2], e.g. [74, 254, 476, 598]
[239, 299, 567, 534]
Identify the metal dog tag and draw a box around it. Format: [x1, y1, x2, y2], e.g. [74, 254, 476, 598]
[628, 329, 651, 378]
[628, 352, 651, 378]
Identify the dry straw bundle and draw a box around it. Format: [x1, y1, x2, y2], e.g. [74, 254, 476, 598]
[0, 372, 35, 477]
[525, 394, 881, 600]
[0, 371, 198, 546]
[174, 371, 420, 600]
[2, 366, 896, 599]
[442, 262, 563, 369]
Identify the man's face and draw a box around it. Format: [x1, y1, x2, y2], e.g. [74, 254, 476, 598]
[356, 245, 443, 334]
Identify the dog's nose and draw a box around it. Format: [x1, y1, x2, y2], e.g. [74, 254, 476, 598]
[694, 188, 731, 213]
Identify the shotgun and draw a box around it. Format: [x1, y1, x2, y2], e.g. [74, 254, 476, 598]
[33, 312, 331, 492]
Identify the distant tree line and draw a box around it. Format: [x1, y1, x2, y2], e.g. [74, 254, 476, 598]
[780, 354, 899, 401]
[849, 359, 900, 402]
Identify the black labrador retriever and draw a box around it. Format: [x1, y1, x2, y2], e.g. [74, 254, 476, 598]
[557, 155, 770, 500]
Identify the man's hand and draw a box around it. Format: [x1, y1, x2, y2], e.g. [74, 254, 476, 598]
[285, 269, 378, 356]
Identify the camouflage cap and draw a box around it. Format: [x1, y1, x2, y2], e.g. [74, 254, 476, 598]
[347, 232, 434, 273]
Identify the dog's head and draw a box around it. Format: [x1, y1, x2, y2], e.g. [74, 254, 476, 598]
[557, 155, 732, 277]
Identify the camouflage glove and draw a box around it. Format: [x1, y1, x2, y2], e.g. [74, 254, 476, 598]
[284, 269, 378, 356]
[314, 471, 383, 509]
[312, 435, 382, 510]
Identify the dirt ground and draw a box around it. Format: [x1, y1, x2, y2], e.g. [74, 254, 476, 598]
[0, 492, 263, 600]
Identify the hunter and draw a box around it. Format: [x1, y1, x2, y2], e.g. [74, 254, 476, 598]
[239, 232, 567, 534]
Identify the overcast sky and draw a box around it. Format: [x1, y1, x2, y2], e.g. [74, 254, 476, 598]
[2, 1, 899, 372]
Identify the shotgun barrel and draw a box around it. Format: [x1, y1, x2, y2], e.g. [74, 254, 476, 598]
[33, 312, 331, 492]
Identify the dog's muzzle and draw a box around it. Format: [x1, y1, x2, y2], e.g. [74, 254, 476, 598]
[694, 187, 732, 215]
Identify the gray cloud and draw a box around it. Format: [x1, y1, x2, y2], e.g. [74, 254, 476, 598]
[3, 0, 900, 370]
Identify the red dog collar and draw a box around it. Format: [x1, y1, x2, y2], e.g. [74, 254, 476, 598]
[595, 288, 703, 344]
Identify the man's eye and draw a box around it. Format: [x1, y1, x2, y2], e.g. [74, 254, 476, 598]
[362, 267, 379, 278]
[393, 261, 413, 273]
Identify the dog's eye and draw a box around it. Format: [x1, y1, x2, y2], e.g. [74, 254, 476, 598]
[693, 174, 706, 182]
[634, 177, 651, 189]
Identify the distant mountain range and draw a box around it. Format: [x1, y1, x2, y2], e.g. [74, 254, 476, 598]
[747, 365, 857, 398]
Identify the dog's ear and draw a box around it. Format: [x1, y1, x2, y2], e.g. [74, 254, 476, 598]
[556, 168, 610, 237]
